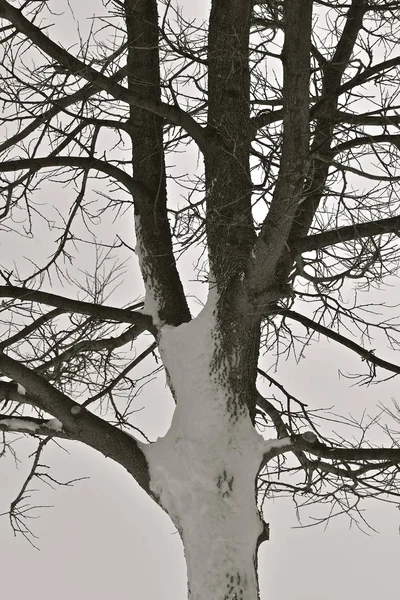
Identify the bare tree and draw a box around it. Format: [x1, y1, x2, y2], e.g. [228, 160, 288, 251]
[1, 0, 400, 597]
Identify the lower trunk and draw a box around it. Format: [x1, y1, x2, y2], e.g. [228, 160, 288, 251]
[181, 485, 262, 600]
[142, 406, 264, 600]
[140, 292, 265, 599]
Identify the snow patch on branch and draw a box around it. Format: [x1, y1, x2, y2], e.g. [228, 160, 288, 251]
[0, 417, 63, 433]
[17, 384, 26, 396]
[134, 214, 163, 327]
[46, 418, 63, 432]
[0, 417, 39, 433]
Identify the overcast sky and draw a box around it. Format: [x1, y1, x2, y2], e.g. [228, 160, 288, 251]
[1, 1, 400, 599]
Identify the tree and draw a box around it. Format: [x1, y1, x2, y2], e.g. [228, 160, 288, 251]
[1, 0, 400, 597]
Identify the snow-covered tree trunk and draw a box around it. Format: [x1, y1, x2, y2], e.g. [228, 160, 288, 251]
[141, 289, 266, 599]
[127, 2, 312, 598]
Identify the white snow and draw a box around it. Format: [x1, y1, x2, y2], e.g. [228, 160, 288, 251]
[134, 214, 163, 327]
[17, 384, 26, 395]
[264, 436, 292, 452]
[265, 436, 291, 449]
[0, 417, 63, 434]
[0, 417, 39, 433]
[46, 418, 63, 432]
[141, 281, 269, 599]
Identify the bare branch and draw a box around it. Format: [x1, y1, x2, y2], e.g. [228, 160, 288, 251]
[0, 352, 152, 495]
[0, 308, 61, 351]
[0, 0, 209, 151]
[293, 216, 400, 255]
[279, 308, 400, 376]
[35, 325, 146, 376]
[0, 66, 128, 155]
[294, 435, 400, 463]
[80, 341, 157, 409]
[0, 285, 154, 332]
[0, 156, 154, 203]
[246, 0, 313, 302]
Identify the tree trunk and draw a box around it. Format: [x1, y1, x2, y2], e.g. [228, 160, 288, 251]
[141, 290, 265, 599]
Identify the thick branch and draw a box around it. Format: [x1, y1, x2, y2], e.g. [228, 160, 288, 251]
[0, 156, 152, 202]
[246, 0, 313, 301]
[336, 55, 400, 97]
[293, 215, 400, 254]
[0, 285, 154, 332]
[284, 0, 367, 249]
[0, 380, 31, 405]
[332, 134, 400, 155]
[0, 353, 152, 495]
[251, 108, 283, 135]
[316, 154, 400, 182]
[263, 433, 400, 473]
[335, 109, 400, 127]
[204, 0, 256, 285]
[294, 436, 400, 463]
[279, 308, 400, 376]
[256, 390, 310, 471]
[256, 391, 288, 439]
[125, 0, 190, 327]
[252, 105, 400, 139]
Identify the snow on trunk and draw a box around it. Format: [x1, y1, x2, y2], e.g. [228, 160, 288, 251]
[141, 286, 265, 599]
[134, 214, 162, 325]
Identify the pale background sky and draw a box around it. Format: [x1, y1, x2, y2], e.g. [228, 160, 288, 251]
[1, 1, 399, 598]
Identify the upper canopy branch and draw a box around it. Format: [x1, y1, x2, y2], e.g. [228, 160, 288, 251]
[246, 0, 313, 300]
[0, 285, 154, 333]
[282, 0, 367, 248]
[0, 0, 209, 152]
[293, 215, 400, 255]
[279, 308, 400, 377]
[0, 156, 154, 203]
[0, 63, 128, 155]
